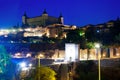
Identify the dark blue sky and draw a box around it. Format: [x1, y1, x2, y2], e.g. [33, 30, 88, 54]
[0, 0, 120, 28]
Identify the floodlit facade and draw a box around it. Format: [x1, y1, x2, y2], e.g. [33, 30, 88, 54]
[23, 26, 47, 37]
[65, 43, 79, 62]
[22, 9, 64, 27]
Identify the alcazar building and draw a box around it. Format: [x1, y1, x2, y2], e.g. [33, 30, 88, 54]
[21, 9, 76, 38]
[22, 9, 64, 27]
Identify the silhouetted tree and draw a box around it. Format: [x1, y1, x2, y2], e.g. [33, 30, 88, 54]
[74, 61, 97, 80]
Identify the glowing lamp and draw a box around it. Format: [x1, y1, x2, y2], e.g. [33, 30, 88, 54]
[21, 67, 28, 71]
[28, 63, 32, 67]
[19, 62, 26, 68]
[95, 43, 100, 48]
[116, 53, 120, 56]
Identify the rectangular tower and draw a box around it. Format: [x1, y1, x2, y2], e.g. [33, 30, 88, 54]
[65, 43, 79, 62]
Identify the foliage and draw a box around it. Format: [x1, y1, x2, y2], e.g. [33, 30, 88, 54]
[0, 45, 16, 80]
[85, 42, 95, 60]
[66, 29, 81, 43]
[85, 26, 97, 42]
[0, 45, 10, 73]
[78, 29, 85, 37]
[86, 42, 94, 49]
[40, 66, 56, 80]
[25, 66, 56, 80]
[66, 29, 86, 48]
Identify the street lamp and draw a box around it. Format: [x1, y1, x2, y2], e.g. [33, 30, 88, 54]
[19, 62, 29, 71]
[95, 43, 101, 80]
[38, 56, 40, 67]
[37, 54, 43, 80]
[18, 62, 29, 79]
[38, 54, 43, 67]
[19, 62, 26, 68]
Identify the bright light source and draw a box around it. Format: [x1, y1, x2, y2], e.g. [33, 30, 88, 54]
[116, 53, 120, 56]
[14, 53, 21, 58]
[10, 41, 14, 43]
[38, 54, 44, 58]
[26, 53, 31, 57]
[97, 30, 100, 33]
[28, 63, 32, 67]
[102, 54, 106, 57]
[95, 43, 100, 48]
[55, 34, 58, 37]
[19, 62, 26, 68]
[21, 67, 28, 71]
[15, 53, 21, 56]
[4, 35, 8, 37]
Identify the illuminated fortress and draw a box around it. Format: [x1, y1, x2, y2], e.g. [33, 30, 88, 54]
[22, 9, 64, 27]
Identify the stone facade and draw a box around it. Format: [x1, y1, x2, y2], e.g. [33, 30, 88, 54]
[22, 9, 64, 27]
[51, 47, 120, 60]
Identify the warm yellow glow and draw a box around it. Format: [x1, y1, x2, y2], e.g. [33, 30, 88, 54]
[55, 34, 58, 37]
[71, 25, 77, 29]
[102, 54, 106, 57]
[38, 54, 44, 58]
[89, 55, 95, 59]
[116, 53, 120, 56]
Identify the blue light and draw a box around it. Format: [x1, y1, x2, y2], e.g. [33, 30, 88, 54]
[97, 30, 100, 33]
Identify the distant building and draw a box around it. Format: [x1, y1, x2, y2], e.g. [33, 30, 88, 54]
[23, 26, 47, 37]
[22, 9, 64, 27]
[46, 24, 77, 38]
[107, 20, 115, 27]
[21, 9, 77, 38]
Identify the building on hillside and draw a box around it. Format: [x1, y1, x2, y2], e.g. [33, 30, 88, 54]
[22, 9, 64, 27]
[46, 24, 77, 38]
[23, 26, 47, 37]
[21, 9, 79, 38]
[106, 20, 115, 27]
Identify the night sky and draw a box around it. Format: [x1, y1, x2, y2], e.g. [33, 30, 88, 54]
[0, 0, 120, 28]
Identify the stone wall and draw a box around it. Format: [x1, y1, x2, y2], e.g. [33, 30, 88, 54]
[52, 47, 120, 60]
[52, 49, 65, 59]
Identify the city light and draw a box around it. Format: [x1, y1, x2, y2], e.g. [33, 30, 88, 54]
[14, 53, 22, 58]
[95, 43, 101, 80]
[19, 62, 26, 68]
[28, 63, 32, 67]
[116, 53, 120, 56]
[26, 53, 31, 57]
[21, 67, 28, 71]
[95, 43, 100, 48]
